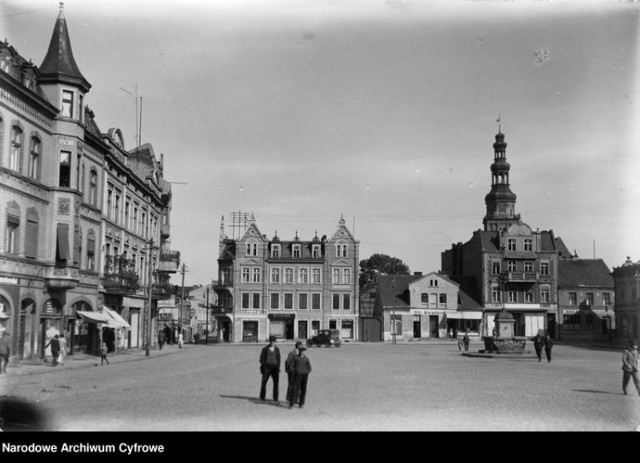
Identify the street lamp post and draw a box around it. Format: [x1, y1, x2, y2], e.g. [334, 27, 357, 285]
[145, 238, 157, 357]
[391, 278, 397, 345]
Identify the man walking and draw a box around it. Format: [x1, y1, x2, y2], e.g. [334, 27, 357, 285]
[289, 344, 312, 409]
[259, 336, 281, 402]
[622, 340, 640, 396]
[45, 334, 61, 367]
[285, 341, 303, 404]
[0, 332, 11, 373]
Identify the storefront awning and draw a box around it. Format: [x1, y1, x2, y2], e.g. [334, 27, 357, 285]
[77, 310, 111, 324]
[102, 306, 131, 329]
[446, 312, 483, 320]
[268, 314, 295, 320]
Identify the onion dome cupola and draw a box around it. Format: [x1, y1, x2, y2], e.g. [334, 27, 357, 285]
[483, 119, 519, 232]
[39, 5, 91, 92]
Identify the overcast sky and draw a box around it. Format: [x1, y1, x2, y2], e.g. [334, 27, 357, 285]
[3, 0, 639, 287]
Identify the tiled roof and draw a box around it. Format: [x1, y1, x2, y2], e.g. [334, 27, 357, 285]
[558, 259, 613, 288]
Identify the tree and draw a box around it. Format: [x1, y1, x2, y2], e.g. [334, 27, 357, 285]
[359, 253, 410, 289]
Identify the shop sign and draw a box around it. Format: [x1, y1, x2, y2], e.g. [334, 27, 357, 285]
[0, 276, 18, 285]
[410, 309, 441, 316]
[158, 313, 173, 321]
[562, 309, 578, 315]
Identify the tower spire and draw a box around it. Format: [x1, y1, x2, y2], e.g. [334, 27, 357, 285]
[483, 124, 519, 232]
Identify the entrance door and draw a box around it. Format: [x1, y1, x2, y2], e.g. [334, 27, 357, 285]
[298, 320, 308, 340]
[129, 310, 140, 348]
[413, 316, 421, 339]
[429, 316, 439, 338]
[285, 319, 294, 340]
[547, 313, 557, 339]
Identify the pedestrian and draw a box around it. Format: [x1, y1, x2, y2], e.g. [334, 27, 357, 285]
[532, 332, 545, 362]
[462, 331, 470, 352]
[45, 334, 61, 366]
[543, 333, 553, 362]
[0, 332, 10, 374]
[622, 339, 640, 396]
[259, 335, 281, 402]
[448, 328, 453, 339]
[100, 342, 109, 365]
[178, 331, 184, 348]
[288, 344, 312, 409]
[58, 334, 67, 366]
[157, 330, 166, 350]
[457, 336, 464, 352]
[194, 332, 200, 345]
[285, 341, 303, 404]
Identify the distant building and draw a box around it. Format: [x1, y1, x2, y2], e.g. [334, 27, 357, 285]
[375, 272, 482, 342]
[0, 7, 179, 360]
[214, 214, 359, 343]
[613, 257, 640, 342]
[557, 258, 614, 342]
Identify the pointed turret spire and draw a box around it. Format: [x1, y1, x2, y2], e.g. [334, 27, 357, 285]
[39, 5, 91, 92]
[483, 122, 519, 232]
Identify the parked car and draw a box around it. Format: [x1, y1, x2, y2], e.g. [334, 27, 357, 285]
[307, 329, 341, 347]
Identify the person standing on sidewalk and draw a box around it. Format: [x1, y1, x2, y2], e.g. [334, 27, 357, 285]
[58, 334, 67, 366]
[158, 330, 166, 350]
[622, 340, 640, 396]
[0, 332, 11, 373]
[178, 331, 184, 348]
[462, 330, 470, 352]
[259, 336, 281, 402]
[285, 341, 303, 404]
[288, 345, 312, 409]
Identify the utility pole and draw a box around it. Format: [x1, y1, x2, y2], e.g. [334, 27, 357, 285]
[391, 278, 397, 345]
[180, 263, 186, 333]
[206, 285, 210, 345]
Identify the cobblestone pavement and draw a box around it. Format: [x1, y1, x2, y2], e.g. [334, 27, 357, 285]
[0, 340, 637, 432]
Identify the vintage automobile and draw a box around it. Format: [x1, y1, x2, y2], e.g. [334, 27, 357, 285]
[307, 329, 342, 347]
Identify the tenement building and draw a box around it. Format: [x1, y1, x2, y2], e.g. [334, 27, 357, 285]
[214, 214, 359, 343]
[440, 127, 610, 340]
[0, 7, 179, 361]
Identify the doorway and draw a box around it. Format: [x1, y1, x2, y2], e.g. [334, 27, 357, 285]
[429, 316, 439, 338]
[298, 320, 308, 340]
[413, 315, 421, 339]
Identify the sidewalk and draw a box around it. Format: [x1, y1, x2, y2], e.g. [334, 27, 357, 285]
[3, 343, 186, 377]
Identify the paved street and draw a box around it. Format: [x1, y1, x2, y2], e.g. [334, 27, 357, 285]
[0, 340, 638, 432]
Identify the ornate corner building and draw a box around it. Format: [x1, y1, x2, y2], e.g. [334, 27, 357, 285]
[0, 7, 180, 361]
[214, 214, 360, 343]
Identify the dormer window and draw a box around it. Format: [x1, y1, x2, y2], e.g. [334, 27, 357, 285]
[507, 238, 516, 251]
[524, 238, 533, 251]
[336, 242, 347, 258]
[271, 244, 281, 258]
[292, 244, 301, 258]
[312, 244, 321, 258]
[246, 240, 258, 256]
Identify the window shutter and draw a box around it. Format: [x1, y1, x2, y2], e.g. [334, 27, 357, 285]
[25, 218, 38, 258]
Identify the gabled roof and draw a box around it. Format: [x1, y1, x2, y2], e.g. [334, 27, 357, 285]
[558, 259, 613, 288]
[378, 274, 421, 308]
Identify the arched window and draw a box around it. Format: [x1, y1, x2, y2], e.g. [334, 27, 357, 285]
[10, 125, 23, 171]
[89, 170, 98, 206]
[5, 201, 20, 254]
[28, 135, 41, 180]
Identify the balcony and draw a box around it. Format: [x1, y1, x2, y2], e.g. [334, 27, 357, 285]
[46, 267, 79, 290]
[214, 277, 234, 288]
[506, 271, 538, 282]
[103, 255, 139, 294]
[158, 250, 180, 273]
